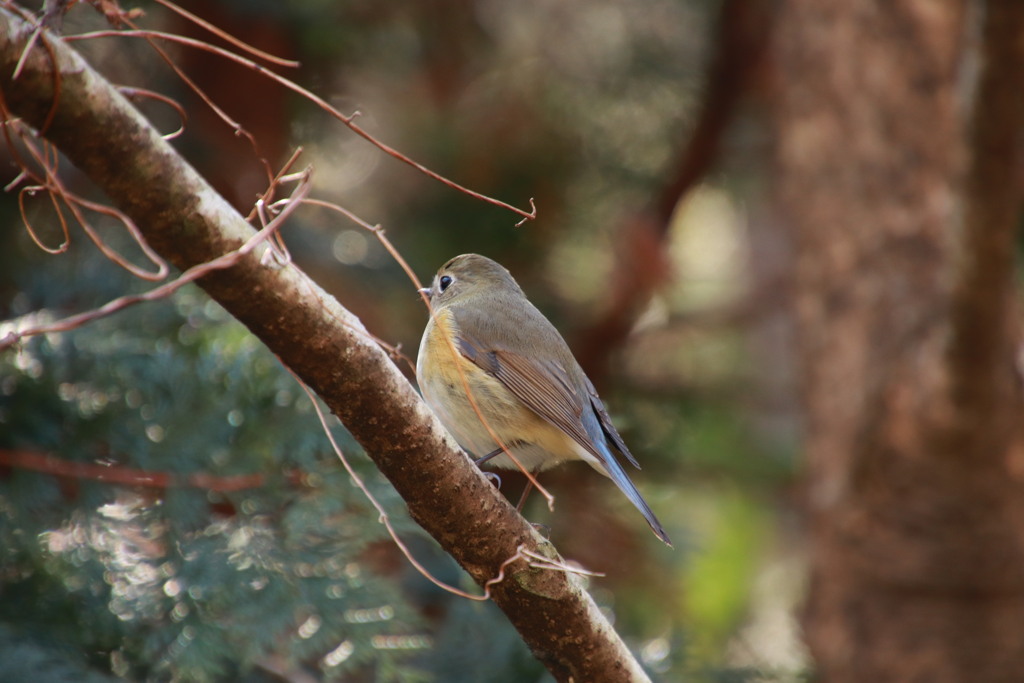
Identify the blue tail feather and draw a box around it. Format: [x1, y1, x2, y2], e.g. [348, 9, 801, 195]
[593, 437, 672, 546]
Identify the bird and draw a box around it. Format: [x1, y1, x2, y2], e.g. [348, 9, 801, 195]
[416, 253, 671, 546]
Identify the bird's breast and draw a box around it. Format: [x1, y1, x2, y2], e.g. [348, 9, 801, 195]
[416, 308, 584, 471]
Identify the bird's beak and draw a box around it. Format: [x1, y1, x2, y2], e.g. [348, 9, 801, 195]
[418, 287, 432, 297]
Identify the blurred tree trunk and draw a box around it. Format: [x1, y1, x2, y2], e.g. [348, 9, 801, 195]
[772, 2, 1024, 681]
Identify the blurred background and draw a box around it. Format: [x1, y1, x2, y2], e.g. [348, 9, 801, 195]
[0, 0, 807, 680]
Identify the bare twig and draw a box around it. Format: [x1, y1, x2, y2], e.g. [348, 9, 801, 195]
[64, 28, 537, 225]
[115, 20, 276, 189]
[153, 0, 301, 68]
[298, 377, 601, 602]
[11, 23, 41, 79]
[119, 85, 187, 140]
[247, 145, 305, 264]
[16, 180, 70, 253]
[297, 376, 499, 602]
[86, 0, 144, 27]
[0, 168, 311, 352]
[0, 13, 650, 678]
[0, 109, 170, 279]
[7, 2, 62, 133]
[300, 196, 556, 510]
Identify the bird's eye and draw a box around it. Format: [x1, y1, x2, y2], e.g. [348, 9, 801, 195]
[438, 275, 453, 292]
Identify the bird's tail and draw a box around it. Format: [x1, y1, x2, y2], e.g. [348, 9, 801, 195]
[594, 442, 672, 546]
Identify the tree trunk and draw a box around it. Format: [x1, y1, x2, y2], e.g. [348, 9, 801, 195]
[773, 1, 1024, 681]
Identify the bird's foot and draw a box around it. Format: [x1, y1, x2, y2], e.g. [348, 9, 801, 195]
[529, 522, 551, 540]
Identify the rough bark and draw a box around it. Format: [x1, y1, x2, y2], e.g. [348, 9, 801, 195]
[0, 10, 650, 682]
[773, 1, 1024, 681]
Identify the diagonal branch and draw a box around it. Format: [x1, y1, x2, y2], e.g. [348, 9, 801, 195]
[0, 9, 648, 682]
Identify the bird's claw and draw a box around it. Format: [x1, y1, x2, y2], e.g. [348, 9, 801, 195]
[529, 522, 551, 540]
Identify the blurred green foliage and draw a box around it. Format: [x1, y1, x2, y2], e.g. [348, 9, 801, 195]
[0, 0, 808, 680]
[0, 237, 435, 681]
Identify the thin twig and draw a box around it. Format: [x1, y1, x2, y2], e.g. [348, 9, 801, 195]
[6, 119, 169, 280]
[5, 1, 64, 132]
[65, 28, 537, 225]
[0, 168, 311, 352]
[153, 0, 300, 68]
[137, 23, 275, 189]
[520, 548, 604, 577]
[297, 375, 599, 600]
[0, 110, 168, 277]
[262, 160, 307, 264]
[118, 85, 187, 140]
[11, 23, 41, 80]
[17, 182, 70, 253]
[296, 376, 493, 601]
[299, 196, 556, 509]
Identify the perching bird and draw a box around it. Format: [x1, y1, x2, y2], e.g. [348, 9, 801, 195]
[416, 253, 670, 545]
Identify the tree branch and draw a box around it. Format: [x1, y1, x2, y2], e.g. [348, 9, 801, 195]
[0, 448, 294, 492]
[0, 9, 648, 681]
[574, 0, 774, 382]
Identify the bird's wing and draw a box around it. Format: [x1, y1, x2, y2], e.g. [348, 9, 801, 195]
[455, 315, 671, 545]
[584, 375, 641, 469]
[455, 334, 602, 460]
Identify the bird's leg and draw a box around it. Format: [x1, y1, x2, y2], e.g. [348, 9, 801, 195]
[515, 480, 534, 512]
[475, 448, 504, 488]
[475, 447, 503, 467]
[474, 440, 527, 467]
